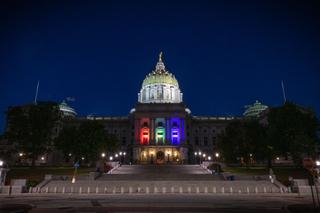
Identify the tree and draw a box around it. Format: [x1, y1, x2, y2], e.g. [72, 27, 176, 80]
[55, 121, 119, 164]
[266, 102, 319, 166]
[6, 102, 60, 166]
[217, 119, 266, 166]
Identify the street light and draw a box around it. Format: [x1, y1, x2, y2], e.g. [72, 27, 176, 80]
[0, 160, 9, 186]
[316, 160, 320, 166]
[208, 156, 212, 161]
[41, 156, 45, 161]
[101, 153, 106, 158]
[119, 152, 123, 156]
[19, 153, 23, 157]
[194, 152, 198, 156]
[109, 156, 113, 161]
[215, 152, 220, 158]
[81, 157, 85, 160]
[123, 152, 126, 156]
[115, 154, 118, 158]
[199, 151, 202, 155]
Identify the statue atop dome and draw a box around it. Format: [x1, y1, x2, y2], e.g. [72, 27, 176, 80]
[155, 51, 166, 73]
[159, 51, 163, 62]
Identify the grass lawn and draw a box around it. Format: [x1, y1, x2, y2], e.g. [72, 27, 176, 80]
[223, 166, 309, 186]
[6, 166, 95, 184]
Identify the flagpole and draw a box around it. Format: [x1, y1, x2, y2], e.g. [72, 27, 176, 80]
[281, 80, 286, 104]
[34, 80, 40, 105]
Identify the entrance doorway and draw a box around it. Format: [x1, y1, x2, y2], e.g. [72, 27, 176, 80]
[156, 151, 165, 164]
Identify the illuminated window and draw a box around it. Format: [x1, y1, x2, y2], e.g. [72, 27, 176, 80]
[156, 127, 165, 144]
[140, 128, 150, 145]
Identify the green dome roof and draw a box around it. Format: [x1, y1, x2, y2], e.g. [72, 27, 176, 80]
[142, 72, 179, 87]
[141, 52, 179, 87]
[243, 100, 268, 117]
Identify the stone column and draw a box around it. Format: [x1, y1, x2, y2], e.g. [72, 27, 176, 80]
[166, 118, 171, 145]
[150, 118, 155, 145]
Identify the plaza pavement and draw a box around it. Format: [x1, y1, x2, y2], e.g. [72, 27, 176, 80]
[0, 193, 314, 212]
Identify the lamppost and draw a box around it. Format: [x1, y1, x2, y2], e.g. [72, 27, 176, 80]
[72, 161, 79, 183]
[215, 152, 220, 160]
[123, 152, 126, 164]
[119, 152, 123, 164]
[215, 152, 220, 173]
[0, 160, 9, 186]
[194, 152, 198, 164]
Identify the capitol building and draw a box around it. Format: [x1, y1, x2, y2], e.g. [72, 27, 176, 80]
[63, 53, 266, 164]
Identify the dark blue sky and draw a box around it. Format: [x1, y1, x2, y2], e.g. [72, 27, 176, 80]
[1, 0, 319, 132]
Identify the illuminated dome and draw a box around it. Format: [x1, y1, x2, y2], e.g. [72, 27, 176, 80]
[243, 100, 268, 118]
[138, 52, 183, 103]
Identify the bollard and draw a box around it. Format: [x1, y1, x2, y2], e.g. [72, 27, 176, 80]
[88, 186, 90, 194]
[137, 187, 141, 193]
[96, 187, 99, 194]
[71, 187, 74, 194]
[213, 186, 216, 194]
[46, 187, 49, 193]
[188, 186, 191, 193]
[104, 186, 107, 193]
[179, 186, 183, 194]
[238, 190, 241, 194]
[54, 186, 57, 193]
[196, 187, 200, 194]
[263, 187, 266, 193]
[29, 187, 33, 193]
[79, 187, 82, 194]
[121, 187, 124, 194]
[255, 187, 258, 194]
[230, 187, 233, 194]
[204, 186, 208, 194]
[288, 187, 291, 193]
[129, 186, 133, 194]
[146, 186, 149, 194]
[113, 187, 116, 194]
[247, 186, 249, 194]
[154, 186, 158, 193]
[280, 187, 283, 193]
[171, 186, 174, 193]
[221, 187, 224, 194]
[62, 186, 65, 194]
[162, 187, 166, 194]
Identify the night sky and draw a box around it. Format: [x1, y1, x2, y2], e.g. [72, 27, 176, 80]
[1, 0, 319, 133]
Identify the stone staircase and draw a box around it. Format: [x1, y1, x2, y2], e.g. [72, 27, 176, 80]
[32, 165, 288, 194]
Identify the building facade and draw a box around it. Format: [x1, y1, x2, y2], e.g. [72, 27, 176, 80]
[67, 53, 242, 164]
